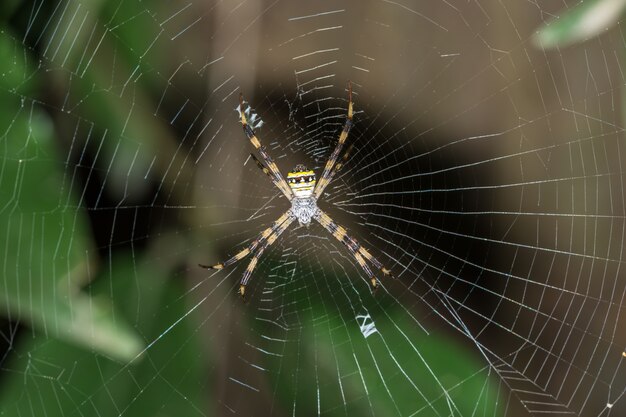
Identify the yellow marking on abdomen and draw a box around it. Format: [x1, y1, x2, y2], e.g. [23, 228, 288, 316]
[288, 170, 315, 177]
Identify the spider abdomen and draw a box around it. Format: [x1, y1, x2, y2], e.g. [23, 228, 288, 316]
[290, 197, 318, 226]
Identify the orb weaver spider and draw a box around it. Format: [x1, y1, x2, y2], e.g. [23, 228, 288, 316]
[200, 82, 393, 299]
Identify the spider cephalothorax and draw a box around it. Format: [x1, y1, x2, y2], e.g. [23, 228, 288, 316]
[200, 82, 393, 298]
[290, 194, 317, 226]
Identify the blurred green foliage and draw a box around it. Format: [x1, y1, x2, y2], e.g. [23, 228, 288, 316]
[0, 2, 207, 414]
[248, 270, 501, 416]
[0, 244, 209, 416]
[0, 27, 142, 361]
[270, 312, 499, 415]
[534, 0, 626, 48]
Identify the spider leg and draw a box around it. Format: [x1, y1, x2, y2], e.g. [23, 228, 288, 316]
[313, 81, 353, 199]
[199, 210, 292, 270]
[331, 143, 353, 176]
[355, 245, 393, 277]
[249, 152, 298, 201]
[239, 93, 293, 199]
[238, 214, 295, 298]
[313, 143, 353, 197]
[249, 153, 272, 180]
[314, 210, 392, 289]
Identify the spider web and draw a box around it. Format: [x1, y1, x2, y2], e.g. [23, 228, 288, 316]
[1, 0, 625, 416]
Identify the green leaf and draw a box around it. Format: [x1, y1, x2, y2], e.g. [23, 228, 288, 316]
[534, 0, 626, 48]
[247, 263, 502, 415]
[0, 246, 209, 417]
[0, 29, 142, 361]
[40, 0, 192, 203]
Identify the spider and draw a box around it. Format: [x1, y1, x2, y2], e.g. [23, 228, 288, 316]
[200, 82, 393, 299]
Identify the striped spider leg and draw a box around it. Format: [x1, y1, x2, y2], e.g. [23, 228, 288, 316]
[199, 93, 300, 299]
[239, 93, 293, 199]
[331, 143, 353, 176]
[238, 214, 295, 298]
[313, 81, 354, 200]
[199, 211, 295, 298]
[315, 210, 393, 290]
[312, 83, 392, 289]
